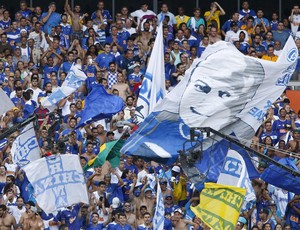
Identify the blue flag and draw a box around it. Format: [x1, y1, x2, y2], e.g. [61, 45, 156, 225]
[182, 138, 260, 191]
[76, 85, 124, 128]
[261, 158, 300, 194]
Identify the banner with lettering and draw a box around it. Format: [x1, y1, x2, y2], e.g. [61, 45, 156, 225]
[23, 155, 89, 214]
[11, 123, 40, 167]
[217, 150, 256, 211]
[191, 183, 246, 230]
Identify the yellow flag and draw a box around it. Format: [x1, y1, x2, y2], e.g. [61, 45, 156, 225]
[191, 183, 246, 230]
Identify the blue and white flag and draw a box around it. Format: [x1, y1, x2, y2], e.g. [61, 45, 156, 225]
[11, 123, 40, 167]
[134, 19, 165, 125]
[23, 154, 89, 214]
[41, 64, 87, 111]
[76, 84, 124, 128]
[122, 36, 297, 166]
[217, 150, 256, 211]
[153, 182, 164, 230]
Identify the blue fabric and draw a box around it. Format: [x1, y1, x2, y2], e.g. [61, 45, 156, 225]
[261, 158, 300, 194]
[76, 84, 124, 128]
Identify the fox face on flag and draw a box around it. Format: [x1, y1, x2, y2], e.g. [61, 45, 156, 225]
[41, 64, 87, 110]
[11, 123, 40, 167]
[122, 37, 297, 166]
[191, 183, 246, 230]
[23, 155, 89, 214]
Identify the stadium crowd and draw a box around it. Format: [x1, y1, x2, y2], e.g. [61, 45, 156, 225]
[0, 0, 300, 229]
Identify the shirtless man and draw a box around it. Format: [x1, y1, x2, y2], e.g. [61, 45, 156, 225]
[208, 25, 221, 44]
[172, 209, 199, 230]
[64, 0, 84, 41]
[135, 187, 155, 216]
[135, 20, 155, 52]
[81, 142, 96, 161]
[23, 207, 44, 230]
[124, 202, 136, 227]
[0, 204, 16, 230]
[287, 129, 300, 153]
[111, 72, 132, 101]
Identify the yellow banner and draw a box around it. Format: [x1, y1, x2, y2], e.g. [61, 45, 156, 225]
[191, 183, 246, 230]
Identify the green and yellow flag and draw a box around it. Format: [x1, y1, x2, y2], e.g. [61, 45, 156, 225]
[83, 139, 125, 171]
[191, 183, 246, 230]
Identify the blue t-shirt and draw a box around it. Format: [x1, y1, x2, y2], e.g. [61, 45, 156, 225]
[18, 9, 32, 18]
[96, 53, 115, 69]
[56, 204, 81, 230]
[114, 223, 132, 230]
[60, 61, 73, 73]
[91, 10, 112, 21]
[43, 64, 59, 85]
[272, 119, 291, 138]
[41, 12, 61, 34]
[86, 223, 104, 230]
[61, 129, 83, 142]
[0, 19, 11, 30]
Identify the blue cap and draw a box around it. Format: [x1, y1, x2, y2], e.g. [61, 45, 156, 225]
[238, 217, 247, 224]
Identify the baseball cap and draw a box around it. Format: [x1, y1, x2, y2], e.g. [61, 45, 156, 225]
[174, 208, 183, 215]
[144, 187, 152, 193]
[111, 197, 120, 209]
[20, 29, 27, 33]
[30, 206, 38, 214]
[172, 166, 180, 173]
[238, 216, 247, 224]
[116, 121, 124, 128]
[293, 129, 300, 134]
[165, 194, 172, 199]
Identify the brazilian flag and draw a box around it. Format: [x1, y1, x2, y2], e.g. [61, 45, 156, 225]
[83, 139, 125, 172]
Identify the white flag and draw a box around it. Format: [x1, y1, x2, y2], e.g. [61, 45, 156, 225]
[23, 155, 89, 214]
[122, 36, 297, 166]
[11, 123, 40, 167]
[134, 20, 166, 125]
[41, 64, 87, 110]
[153, 182, 164, 230]
[0, 88, 14, 114]
[217, 150, 256, 211]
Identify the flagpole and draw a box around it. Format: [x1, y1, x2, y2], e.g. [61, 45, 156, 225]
[0, 115, 37, 140]
[197, 127, 300, 177]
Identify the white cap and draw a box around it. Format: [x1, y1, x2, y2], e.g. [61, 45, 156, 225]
[112, 197, 120, 209]
[172, 165, 180, 173]
[174, 208, 183, 215]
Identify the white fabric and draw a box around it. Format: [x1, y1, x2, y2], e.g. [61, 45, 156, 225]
[135, 21, 166, 124]
[23, 155, 89, 214]
[41, 64, 87, 111]
[11, 123, 40, 167]
[217, 150, 256, 211]
[153, 182, 164, 229]
[0, 88, 14, 115]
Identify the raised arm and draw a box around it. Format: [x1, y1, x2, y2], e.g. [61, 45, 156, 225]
[64, 0, 74, 17]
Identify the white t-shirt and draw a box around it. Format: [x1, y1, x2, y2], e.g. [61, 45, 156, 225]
[130, 9, 156, 25]
[9, 206, 26, 223]
[290, 14, 300, 35]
